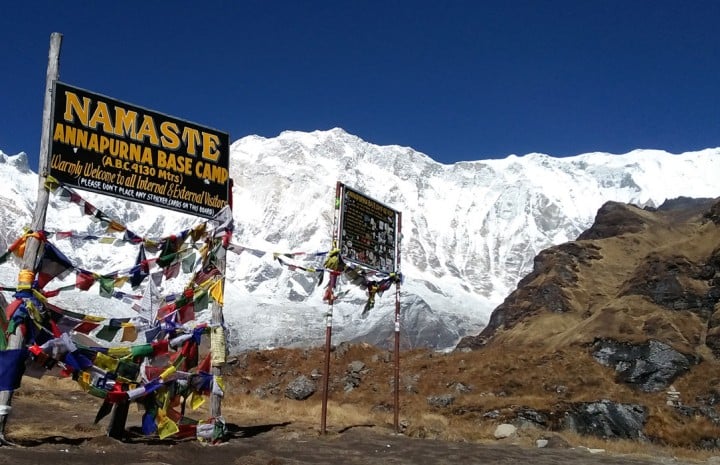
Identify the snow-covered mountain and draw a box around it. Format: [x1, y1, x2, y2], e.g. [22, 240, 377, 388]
[1, 128, 719, 352]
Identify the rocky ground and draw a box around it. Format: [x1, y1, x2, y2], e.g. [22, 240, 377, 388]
[0, 394, 704, 465]
[0, 365, 715, 465]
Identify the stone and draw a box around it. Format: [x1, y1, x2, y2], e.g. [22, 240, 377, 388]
[284, 375, 316, 400]
[592, 338, 695, 392]
[544, 434, 572, 449]
[563, 400, 647, 440]
[348, 360, 365, 373]
[426, 394, 455, 408]
[494, 423, 517, 439]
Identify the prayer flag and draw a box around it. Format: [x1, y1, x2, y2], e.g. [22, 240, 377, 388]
[0, 348, 28, 390]
[37, 243, 74, 288]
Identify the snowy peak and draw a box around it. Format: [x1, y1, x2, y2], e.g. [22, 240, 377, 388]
[0, 131, 719, 351]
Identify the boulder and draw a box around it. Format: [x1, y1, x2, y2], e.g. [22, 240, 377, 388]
[494, 423, 517, 439]
[284, 375, 316, 400]
[592, 338, 696, 392]
[563, 400, 647, 440]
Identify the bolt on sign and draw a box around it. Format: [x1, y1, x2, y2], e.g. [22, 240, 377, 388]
[336, 183, 400, 274]
[49, 81, 230, 219]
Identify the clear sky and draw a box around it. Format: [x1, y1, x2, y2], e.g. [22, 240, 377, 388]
[1, 0, 719, 169]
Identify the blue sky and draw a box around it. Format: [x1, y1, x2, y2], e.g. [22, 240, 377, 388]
[1, 1, 719, 169]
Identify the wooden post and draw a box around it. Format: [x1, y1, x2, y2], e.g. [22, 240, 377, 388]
[0, 32, 62, 446]
[210, 244, 227, 418]
[211, 199, 232, 421]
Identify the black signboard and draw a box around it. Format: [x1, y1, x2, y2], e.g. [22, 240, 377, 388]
[336, 183, 400, 273]
[49, 81, 230, 219]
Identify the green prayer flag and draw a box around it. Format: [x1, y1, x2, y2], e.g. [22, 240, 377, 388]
[95, 325, 121, 342]
[131, 343, 154, 358]
[117, 359, 140, 381]
[99, 277, 115, 297]
[182, 252, 196, 273]
[194, 290, 209, 311]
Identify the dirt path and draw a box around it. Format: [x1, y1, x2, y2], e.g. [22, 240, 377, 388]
[0, 382, 703, 465]
[0, 404, 695, 465]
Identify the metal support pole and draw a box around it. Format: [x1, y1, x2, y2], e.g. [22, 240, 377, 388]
[393, 211, 402, 433]
[393, 282, 401, 432]
[320, 287, 335, 434]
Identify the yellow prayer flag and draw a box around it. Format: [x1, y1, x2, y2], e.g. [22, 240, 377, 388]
[78, 372, 91, 392]
[106, 220, 126, 233]
[44, 175, 61, 191]
[94, 352, 119, 372]
[209, 279, 224, 306]
[160, 365, 176, 381]
[215, 376, 225, 392]
[157, 416, 179, 439]
[120, 325, 138, 342]
[189, 392, 206, 410]
[107, 346, 131, 358]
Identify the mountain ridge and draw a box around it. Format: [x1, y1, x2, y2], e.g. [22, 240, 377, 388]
[0, 129, 719, 352]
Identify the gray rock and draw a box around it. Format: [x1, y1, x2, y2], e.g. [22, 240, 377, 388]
[544, 434, 572, 449]
[494, 423, 517, 439]
[284, 375, 316, 400]
[515, 408, 549, 428]
[592, 338, 695, 392]
[426, 394, 455, 408]
[447, 381, 472, 393]
[563, 400, 647, 440]
[348, 360, 365, 373]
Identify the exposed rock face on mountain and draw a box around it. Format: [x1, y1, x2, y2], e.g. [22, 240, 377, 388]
[457, 197, 720, 354]
[455, 197, 720, 443]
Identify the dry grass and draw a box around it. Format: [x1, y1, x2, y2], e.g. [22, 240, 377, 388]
[215, 342, 720, 462]
[7, 342, 720, 463]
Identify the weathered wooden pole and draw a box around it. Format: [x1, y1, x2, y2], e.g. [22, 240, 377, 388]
[0, 32, 62, 446]
[211, 194, 232, 422]
[210, 244, 227, 418]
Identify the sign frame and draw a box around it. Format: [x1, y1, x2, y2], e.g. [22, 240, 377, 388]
[335, 182, 400, 274]
[48, 81, 230, 219]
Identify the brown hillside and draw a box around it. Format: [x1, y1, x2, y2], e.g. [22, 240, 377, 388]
[458, 198, 720, 353]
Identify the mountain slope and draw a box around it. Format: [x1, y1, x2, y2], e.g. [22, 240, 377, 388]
[0, 129, 719, 351]
[457, 197, 720, 352]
